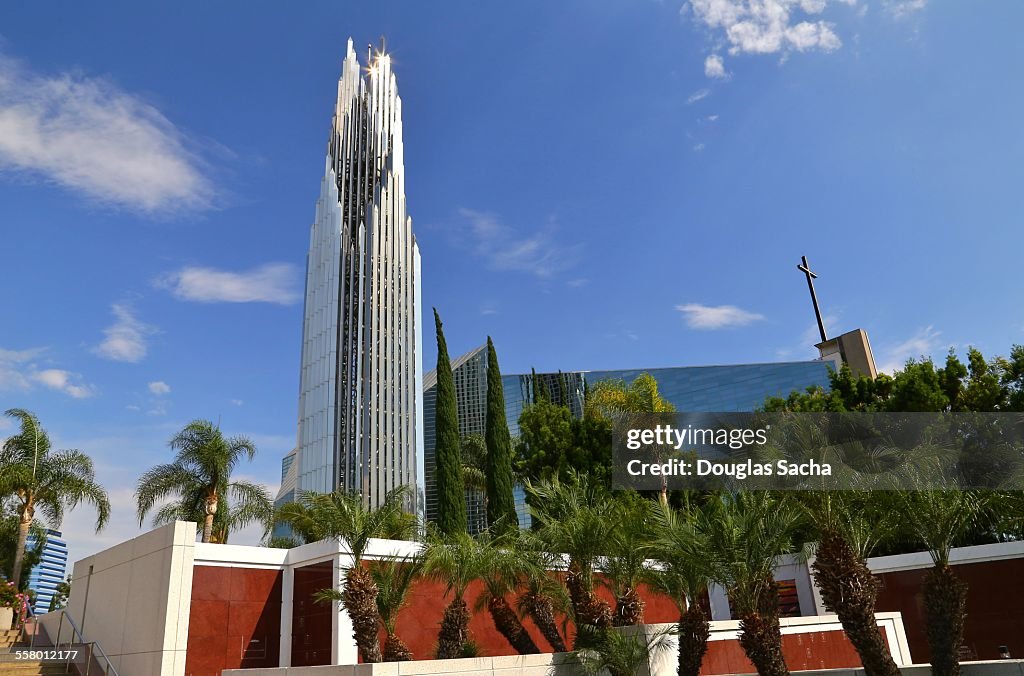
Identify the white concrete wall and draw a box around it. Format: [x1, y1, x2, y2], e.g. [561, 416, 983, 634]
[226, 615, 910, 676]
[225, 653, 575, 675]
[40, 521, 196, 676]
[617, 613, 910, 676]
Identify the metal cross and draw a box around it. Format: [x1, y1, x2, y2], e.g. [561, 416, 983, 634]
[798, 255, 827, 343]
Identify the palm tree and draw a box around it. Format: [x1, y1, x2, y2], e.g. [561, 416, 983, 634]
[586, 373, 675, 418]
[474, 535, 540, 655]
[1, 409, 110, 588]
[586, 374, 675, 500]
[0, 507, 47, 591]
[373, 554, 423, 661]
[423, 532, 488, 659]
[148, 482, 274, 544]
[900, 489, 993, 676]
[703, 492, 802, 676]
[651, 500, 715, 676]
[568, 624, 673, 676]
[526, 472, 615, 642]
[516, 542, 570, 653]
[319, 552, 424, 661]
[461, 434, 488, 493]
[277, 486, 412, 663]
[136, 419, 268, 544]
[603, 495, 654, 627]
[800, 491, 900, 676]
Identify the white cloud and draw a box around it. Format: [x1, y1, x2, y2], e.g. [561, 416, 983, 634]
[877, 325, 943, 374]
[0, 347, 45, 391]
[693, 143, 706, 152]
[455, 209, 581, 279]
[705, 54, 729, 78]
[687, 88, 711, 104]
[686, 0, 850, 60]
[32, 369, 93, 399]
[230, 399, 244, 407]
[148, 381, 171, 395]
[883, 0, 926, 18]
[676, 302, 766, 329]
[159, 263, 300, 304]
[567, 278, 590, 288]
[94, 304, 155, 363]
[0, 51, 213, 212]
[0, 346, 94, 399]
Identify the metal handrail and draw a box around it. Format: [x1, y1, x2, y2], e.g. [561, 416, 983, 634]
[52, 609, 120, 676]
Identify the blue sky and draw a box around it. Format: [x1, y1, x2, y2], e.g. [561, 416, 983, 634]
[1, 1, 1022, 559]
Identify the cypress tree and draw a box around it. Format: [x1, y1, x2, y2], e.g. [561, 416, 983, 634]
[485, 337, 518, 534]
[532, 368, 548, 403]
[434, 308, 466, 535]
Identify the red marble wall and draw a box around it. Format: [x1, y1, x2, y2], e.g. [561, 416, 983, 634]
[185, 565, 282, 676]
[291, 561, 334, 667]
[702, 629, 867, 674]
[875, 557, 1024, 663]
[390, 573, 679, 661]
[178, 561, 889, 675]
[393, 573, 869, 673]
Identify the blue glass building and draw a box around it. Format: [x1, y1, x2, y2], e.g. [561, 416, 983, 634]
[424, 353, 834, 530]
[25, 529, 68, 614]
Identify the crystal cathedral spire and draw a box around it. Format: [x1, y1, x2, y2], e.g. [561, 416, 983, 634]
[295, 39, 424, 510]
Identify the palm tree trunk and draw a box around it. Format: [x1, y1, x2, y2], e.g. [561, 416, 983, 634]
[677, 604, 710, 676]
[737, 583, 789, 676]
[523, 592, 567, 653]
[566, 562, 612, 643]
[437, 597, 471, 659]
[923, 564, 967, 676]
[10, 508, 31, 588]
[382, 631, 413, 661]
[202, 495, 217, 544]
[344, 566, 382, 662]
[812, 531, 900, 676]
[202, 512, 214, 543]
[488, 595, 540, 654]
[612, 585, 645, 626]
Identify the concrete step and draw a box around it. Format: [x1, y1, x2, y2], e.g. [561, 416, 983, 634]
[0, 666, 70, 676]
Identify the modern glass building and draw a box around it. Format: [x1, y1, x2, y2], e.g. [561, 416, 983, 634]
[422, 345, 489, 533]
[272, 448, 298, 541]
[293, 39, 424, 512]
[424, 356, 834, 530]
[25, 529, 68, 614]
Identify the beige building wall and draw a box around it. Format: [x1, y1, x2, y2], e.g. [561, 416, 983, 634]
[38, 521, 196, 676]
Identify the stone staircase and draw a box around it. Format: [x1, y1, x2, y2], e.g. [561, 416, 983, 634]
[0, 628, 70, 675]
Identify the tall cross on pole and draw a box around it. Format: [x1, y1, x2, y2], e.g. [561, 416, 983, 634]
[798, 255, 827, 343]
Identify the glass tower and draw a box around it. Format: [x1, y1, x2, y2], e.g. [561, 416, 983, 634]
[295, 39, 424, 511]
[26, 529, 68, 614]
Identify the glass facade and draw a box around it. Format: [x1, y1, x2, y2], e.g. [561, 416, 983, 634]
[585, 361, 834, 413]
[26, 529, 68, 614]
[272, 448, 298, 540]
[426, 358, 834, 531]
